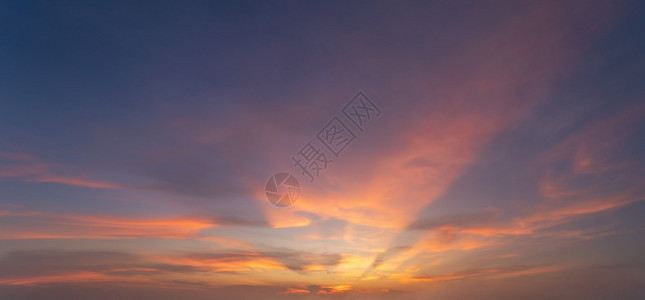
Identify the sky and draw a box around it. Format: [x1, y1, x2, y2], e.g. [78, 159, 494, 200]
[1, 0, 645, 299]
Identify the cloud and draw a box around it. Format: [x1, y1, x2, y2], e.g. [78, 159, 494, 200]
[0, 250, 222, 287]
[0, 248, 342, 288]
[27, 176, 122, 189]
[408, 210, 501, 231]
[366, 99, 645, 276]
[0, 151, 124, 190]
[263, 250, 343, 272]
[401, 264, 564, 283]
[180, 248, 344, 273]
[1, 1, 642, 299]
[0, 209, 216, 240]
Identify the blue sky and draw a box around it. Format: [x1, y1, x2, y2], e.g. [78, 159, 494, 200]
[1, 1, 645, 299]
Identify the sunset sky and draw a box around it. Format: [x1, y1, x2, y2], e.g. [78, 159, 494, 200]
[1, 1, 645, 299]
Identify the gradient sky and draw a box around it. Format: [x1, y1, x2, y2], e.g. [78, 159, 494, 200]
[1, 1, 645, 299]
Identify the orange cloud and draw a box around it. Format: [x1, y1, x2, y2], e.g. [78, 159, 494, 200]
[28, 176, 123, 189]
[400, 265, 564, 284]
[0, 209, 215, 240]
[0, 152, 124, 190]
[279, 287, 310, 295]
[0, 272, 112, 286]
[160, 252, 286, 273]
[529, 103, 645, 230]
[248, 2, 626, 284]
